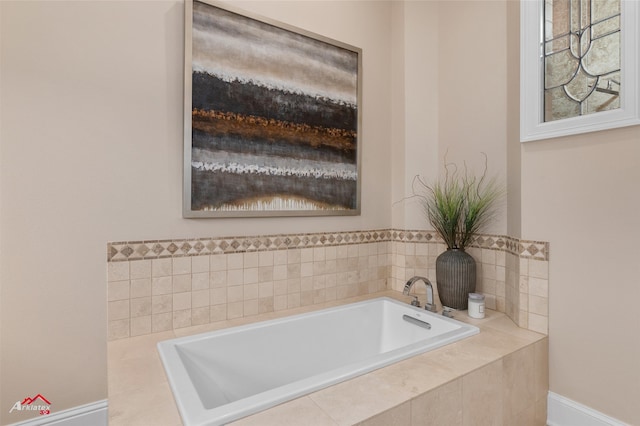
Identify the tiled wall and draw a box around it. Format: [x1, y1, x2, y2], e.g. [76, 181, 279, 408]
[389, 230, 549, 334]
[107, 235, 391, 340]
[107, 229, 549, 340]
[517, 256, 550, 333]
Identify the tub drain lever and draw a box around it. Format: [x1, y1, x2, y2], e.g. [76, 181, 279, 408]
[402, 314, 432, 329]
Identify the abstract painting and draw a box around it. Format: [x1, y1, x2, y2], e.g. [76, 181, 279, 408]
[183, 0, 362, 217]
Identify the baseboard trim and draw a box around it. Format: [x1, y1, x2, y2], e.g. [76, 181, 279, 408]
[547, 391, 629, 426]
[8, 399, 107, 426]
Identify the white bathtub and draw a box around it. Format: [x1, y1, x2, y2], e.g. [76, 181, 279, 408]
[158, 297, 479, 426]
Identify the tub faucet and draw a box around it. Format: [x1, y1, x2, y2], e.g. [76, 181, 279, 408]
[403, 276, 437, 312]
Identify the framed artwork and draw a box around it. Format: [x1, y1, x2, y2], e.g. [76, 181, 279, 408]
[183, 0, 362, 217]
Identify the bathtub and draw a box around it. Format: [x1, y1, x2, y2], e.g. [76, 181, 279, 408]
[157, 297, 479, 426]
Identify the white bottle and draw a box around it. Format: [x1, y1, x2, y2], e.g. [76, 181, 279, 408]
[468, 293, 485, 319]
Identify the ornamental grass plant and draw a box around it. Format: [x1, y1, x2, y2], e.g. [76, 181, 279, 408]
[413, 156, 504, 250]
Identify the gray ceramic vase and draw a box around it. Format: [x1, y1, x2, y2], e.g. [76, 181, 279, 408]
[436, 249, 476, 310]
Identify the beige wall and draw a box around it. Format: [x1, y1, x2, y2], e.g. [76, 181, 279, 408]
[391, 0, 509, 233]
[391, 0, 441, 230]
[521, 126, 640, 424]
[390, 0, 407, 229]
[506, 0, 522, 238]
[0, 0, 3, 416]
[0, 1, 393, 423]
[437, 0, 509, 237]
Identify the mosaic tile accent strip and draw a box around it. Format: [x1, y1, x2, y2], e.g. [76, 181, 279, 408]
[473, 235, 548, 260]
[107, 230, 393, 262]
[517, 240, 549, 260]
[107, 229, 548, 262]
[368, 230, 547, 260]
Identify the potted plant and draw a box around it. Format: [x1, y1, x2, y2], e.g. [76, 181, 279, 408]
[413, 155, 503, 309]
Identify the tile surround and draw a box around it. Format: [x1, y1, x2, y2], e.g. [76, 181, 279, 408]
[358, 338, 548, 426]
[107, 229, 549, 340]
[108, 292, 548, 426]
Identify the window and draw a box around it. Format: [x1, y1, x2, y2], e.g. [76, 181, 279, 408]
[520, 0, 639, 142]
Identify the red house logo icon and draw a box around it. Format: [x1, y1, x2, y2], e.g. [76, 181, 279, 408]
[9, 394, 51, 415]
[21, 394, 51, 406]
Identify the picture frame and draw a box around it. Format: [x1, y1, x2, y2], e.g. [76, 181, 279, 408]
[183, 0, 362, 218]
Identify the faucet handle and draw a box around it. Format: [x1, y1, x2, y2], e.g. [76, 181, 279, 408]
[424, 302, 437, 313]
[410, 296, 421, 307]
[442, 307, 456, 318]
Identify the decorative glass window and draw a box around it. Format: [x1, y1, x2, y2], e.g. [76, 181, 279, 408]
[521, 0, 640, 142]
[544, 0, 620, 121]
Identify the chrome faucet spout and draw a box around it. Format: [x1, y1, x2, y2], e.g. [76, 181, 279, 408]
[403, 276, 437, 312]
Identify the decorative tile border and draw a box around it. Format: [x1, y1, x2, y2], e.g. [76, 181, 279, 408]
[108, 229, 548, 262]
[394, 230, 548, 260]
[107, 230, 393, 262]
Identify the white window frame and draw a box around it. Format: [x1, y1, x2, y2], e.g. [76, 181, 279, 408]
[520, 0, 640, 142]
